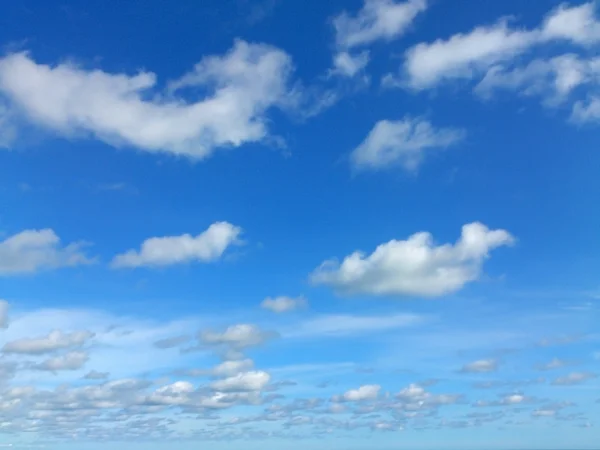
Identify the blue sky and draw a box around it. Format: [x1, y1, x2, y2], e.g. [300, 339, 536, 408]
[0, 0, 599, 448]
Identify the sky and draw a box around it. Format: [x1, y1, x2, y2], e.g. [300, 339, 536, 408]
[0, 0, 599, 448]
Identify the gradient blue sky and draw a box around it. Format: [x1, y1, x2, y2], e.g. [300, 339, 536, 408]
[0, 0, 599, 449]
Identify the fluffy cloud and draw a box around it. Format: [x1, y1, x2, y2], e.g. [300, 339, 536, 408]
[111, 222, 242, 268]
[211, 371, 271, 392]
[334, 0, 427, 49]
[34, 351, 89, 371]
[401, 2, 600, 89]
[460, 359, 499, 374]
[3, 330, 94, 355]
[340, 384, 381, 401]
[0, 229, 93, 275]
[310, 222, 514, 297]
[350, 117, 465, 171]
[261, 296, 308, 313]
[0, 40, 296, 158]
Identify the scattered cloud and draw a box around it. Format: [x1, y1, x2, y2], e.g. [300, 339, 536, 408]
[460, 359, 498, 374]
[287, 313, 423, 338]
[338, 384, 381, 402]
[200, 324, 278, 350]
[210, 371, 271, 392]
[400, 2, 600, 90]
[310, 222, 514, 297]
[34, 351, 89, 371]
[349, 117, 465, 172]
[334, 0, 427, 50]
[111, 222, 242, 269]
[552, 372, 597, 386]
[0, 229, 94, 276]
[0, 40, 298, 158]
[261, 296, 308, 313]
[3, 330, 94, 355]
[153, 335, 192, 349]
[536, 358, 570, 371]
[331, 50, 370, 78]
[83, 370, 110, 380]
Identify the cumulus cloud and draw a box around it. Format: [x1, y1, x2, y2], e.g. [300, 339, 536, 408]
[111, 222, 242, 268]
[0, 40, 296, 158]
[310, 222, 514, 297]
[331, 51, 371, 78]
[211, 371, 271, 392]
[34, 351, 89, 371]
[261, 296, 308, 313]
[401, 2, 600, 89]
[460, 359, 498, 373]
[350, 117, 465, 171]
[0, 229, 93, 275]
[339, 384, 381, 401]
[3, 330, 94, 355]
[334, 0, 427, 50]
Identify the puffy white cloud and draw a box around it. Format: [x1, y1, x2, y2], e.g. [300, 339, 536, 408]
[212, 359, 255, 378]
[0, 229, 93, 275]
[552, 372, 597, 385]
[111, 222, 242, 268]
[0, 300, 8, 328]
[350, 117, 465, 171]
[401, 2, 600, 89]
[310, 222, 514, 297]
[3, 330, 94, 355]
[460, 359, 498, 373]
[34, 351, 89, 371]
[334, 0, 427, 49]
[261, 296, 308, 313]
[0, 40, 296, 158]
[341, 384, 381, 401]
[146, 381, 195, 406]
[200, 324, 277, 349]
[211, 371, 271, 392]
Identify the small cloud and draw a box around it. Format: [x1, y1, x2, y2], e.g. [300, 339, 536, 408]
[460, 359, 498, 374]
[261, 296, 307, 313]
[552, 372, 597, 386]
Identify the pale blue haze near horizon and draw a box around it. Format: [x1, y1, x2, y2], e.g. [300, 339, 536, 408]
[0, 0, 599, 449]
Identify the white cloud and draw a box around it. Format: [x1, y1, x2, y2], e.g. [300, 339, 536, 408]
[475, 54, 600, 106]
[460, 359, 498, 373]
[310, 222, 514, 297]
[401, 2, 600, 90]
[537, 358, 569, 371]
[340, 384, 381, 401]
[0, 40, 295, 158]
[334, 0, 427, 49]
[0, 229, 93, 275]
[552, 372, 597, 385]
[350, 117, 465, 171]
[84, 370, 110, 380]
[212, 359, 256, 378]
[0, 300, 9, 328]
[261, 296, 307, 313]
[3, 330, 94, 355]
[200, 324, 277, 349]
[34, 351, 89, 371]
[287, 313, 422, 338]
[331, 51, 371, 78]
[211, 371, 271, 392]
[111, 221, 242, 268]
